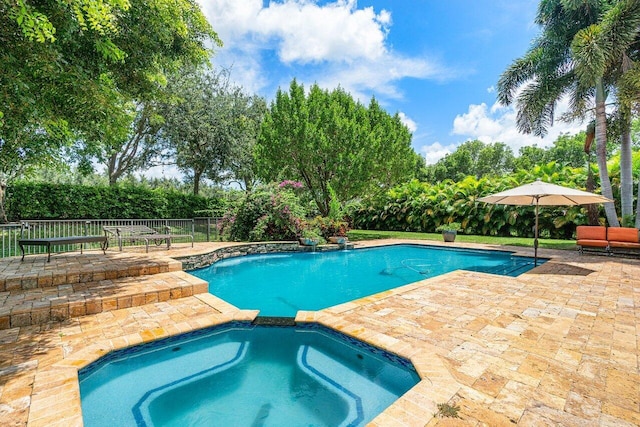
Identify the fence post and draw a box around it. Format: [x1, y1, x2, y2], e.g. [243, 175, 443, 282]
[206, 217, 211, 242]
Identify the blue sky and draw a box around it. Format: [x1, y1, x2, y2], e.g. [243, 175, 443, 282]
[195, 0, 584, 165]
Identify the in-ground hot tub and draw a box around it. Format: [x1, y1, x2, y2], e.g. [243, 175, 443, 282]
[79, 322, 420, 427]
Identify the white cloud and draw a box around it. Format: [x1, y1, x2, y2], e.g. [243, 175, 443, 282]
[313, 54, 448, 102]
[203, 0, 390, 64]
[398, 112, 417, 133]
[258, 0, 390, 64]
[198, 0, 454, 99]
[421, 142, 458, 165]
[451, 98, 585, 153]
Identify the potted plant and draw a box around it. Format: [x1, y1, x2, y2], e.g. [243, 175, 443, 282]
[435, 222, 462, 242]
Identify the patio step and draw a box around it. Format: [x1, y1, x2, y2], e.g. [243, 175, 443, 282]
[0, 271, 208, 330]
[0, 252, 182, 292]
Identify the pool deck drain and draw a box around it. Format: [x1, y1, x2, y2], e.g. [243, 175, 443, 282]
[0, 239, 639, 426]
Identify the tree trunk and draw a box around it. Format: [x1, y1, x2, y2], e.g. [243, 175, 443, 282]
[0, 182, 7, 223]
[108, 153, 119, 186]
[636, 174, 640, 228]
[193, 170, 202, 195]
[620, 122, 633, 224]
[585, 159, 600, 225]
[594, 80, 619, 227]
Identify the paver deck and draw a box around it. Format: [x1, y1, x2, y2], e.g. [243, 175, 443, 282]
[0, 240, 638, 426]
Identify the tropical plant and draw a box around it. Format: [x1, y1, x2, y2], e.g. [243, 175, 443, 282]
[497, 0, 621, 227]
[352, 166, 603, 240]
[307, 216, 350, 239]
[571, 0, 640, 225]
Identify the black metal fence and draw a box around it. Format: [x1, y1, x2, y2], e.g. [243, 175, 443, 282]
[0, 217, 223, 258]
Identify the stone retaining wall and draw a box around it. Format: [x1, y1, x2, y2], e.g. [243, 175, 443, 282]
[176, 241, 354, 270]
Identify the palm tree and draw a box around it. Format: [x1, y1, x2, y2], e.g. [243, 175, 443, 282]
[498, 0, 621, 226]
[617, 64, 640, 226]
[572, 0, 640, 226]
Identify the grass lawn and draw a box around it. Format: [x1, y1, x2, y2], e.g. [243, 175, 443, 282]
[346, 229, 577, 251]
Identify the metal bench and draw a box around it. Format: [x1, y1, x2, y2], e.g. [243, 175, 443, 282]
[103, 225, 193, 253]
[19, 235, 108, 262]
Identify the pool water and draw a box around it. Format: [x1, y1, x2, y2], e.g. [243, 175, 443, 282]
[191, 244, 540, 317]
[79, 322, 420, 427]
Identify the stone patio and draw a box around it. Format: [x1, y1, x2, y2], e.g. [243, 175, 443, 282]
[0, 240, 638, 426]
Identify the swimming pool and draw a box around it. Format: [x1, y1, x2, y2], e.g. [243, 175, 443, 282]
[191, 244, 541, 317]
[79, 322, 420, 427]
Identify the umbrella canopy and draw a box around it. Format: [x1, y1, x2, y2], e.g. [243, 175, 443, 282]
[478, 180, 613, 265]
[477, 180, 613, 206]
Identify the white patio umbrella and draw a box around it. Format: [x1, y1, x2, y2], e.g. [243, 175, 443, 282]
[477, 180, 613, 265]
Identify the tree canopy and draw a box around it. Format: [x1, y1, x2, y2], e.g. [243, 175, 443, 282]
[159, 67, 267, 195]
[256, 79, 418, 216]
[0, 0, 219, 180]
[424, 140, 515, 182]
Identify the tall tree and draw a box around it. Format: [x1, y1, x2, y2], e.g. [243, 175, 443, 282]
[224, 95, 268, 191]
[256, 80, 417, 216]
[160, 67, 266, 195]
[1, 0, 219, 220]
[76, 101, 167, 185]
[572, 0, 640, 225]
[498, 0, 621, 226]
[618, 68, 640, 226]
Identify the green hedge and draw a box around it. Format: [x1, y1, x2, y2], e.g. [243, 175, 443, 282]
[6, 182, 215, 220]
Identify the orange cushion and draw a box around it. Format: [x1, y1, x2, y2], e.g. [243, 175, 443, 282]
[577, 239, 609, 248]
[609, 241, 640, 249]
[607, 227, 639, 243]
[576, 226, 607, 241]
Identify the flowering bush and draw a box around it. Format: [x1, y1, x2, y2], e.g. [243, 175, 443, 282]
[223, 184, 306, 241]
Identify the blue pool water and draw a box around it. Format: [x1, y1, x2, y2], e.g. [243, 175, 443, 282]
[79, 322, 420, 427]
[191, 244, 540, 317]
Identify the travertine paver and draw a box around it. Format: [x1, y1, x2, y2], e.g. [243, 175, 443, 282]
[0, 240, 639, 426]
[0, 294, 256, 427]
[0, 271, 209, 329]
[307, 240, 640, 426]
[0, 251, 182, 292]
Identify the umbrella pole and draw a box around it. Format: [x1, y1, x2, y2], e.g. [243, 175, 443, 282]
[534, 199, 539, 266]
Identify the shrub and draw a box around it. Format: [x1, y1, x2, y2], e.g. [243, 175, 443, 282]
[224, 184, 307, 241]
[307, 216, 349, 239]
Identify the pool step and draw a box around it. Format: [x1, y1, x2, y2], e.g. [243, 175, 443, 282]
[470, 261, 536, 277]
[0, 252, 182, 292]
[0, 271, 208, 330]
